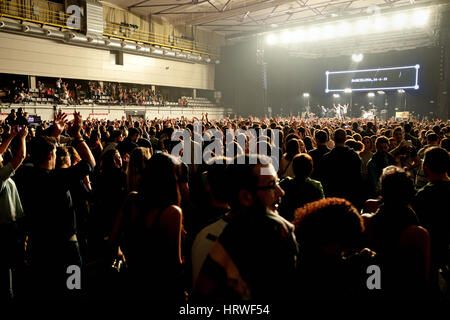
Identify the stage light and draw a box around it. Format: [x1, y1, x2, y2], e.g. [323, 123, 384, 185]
[352, 53, 364, 62]
[412, 10, 429, 26]
[333, 94, 340, 98]
[355, 19, 369, 34]
[374, 16, 387, 32]
[292, 29, 305, 43]
[344, 88, 352, 93]
[281, 31, 292, 43]
[307, 27, 320, 41]
[393, 13, 407, 29]
[367, 92, 375, 97]
[398, 89, 405, 93]
[266, 34, 277, 45]
[321, 25, 335, 39]
[337, 22, 351, 37]
[303, 93, 310, 97]
[377, 91, 385, 94]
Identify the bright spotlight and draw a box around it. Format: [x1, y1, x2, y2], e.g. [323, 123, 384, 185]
[397, 89, 405, 93]
[337, 22, 351, 37]
[367, 92, 375, 97]
[307, 27, 320, 41]
[393, 13, 408, 29]
[344, 88, 352, 93]
[281, 31, 292, 43]
[352, 53, 364, 62]
[374, 16, 387, 32]
[266, 34, 277, 45]
[355, 19, 369, 34]
[321, 25, 335, 39]
[333, 94, 340, 98]
[412, 10, 430, 26]
[377, 91, 385, 95]
[292, 30, 305, 42]
[303, 93, 310, 97]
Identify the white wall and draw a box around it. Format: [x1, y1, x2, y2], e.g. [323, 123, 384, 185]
[0, 32, 215, 90]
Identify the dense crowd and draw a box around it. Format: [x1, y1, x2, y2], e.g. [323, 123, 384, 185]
[1, 78, 169, 106]
[0, 111, 449, 301]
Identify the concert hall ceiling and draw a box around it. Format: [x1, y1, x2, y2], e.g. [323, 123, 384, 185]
[102, 0, 445, 39]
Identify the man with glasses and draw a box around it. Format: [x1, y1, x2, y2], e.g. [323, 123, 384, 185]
[194, 154, 298, 300]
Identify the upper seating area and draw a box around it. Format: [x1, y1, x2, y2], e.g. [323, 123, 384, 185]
[184, 97, 218, 108]
[0, 75, 219, 109]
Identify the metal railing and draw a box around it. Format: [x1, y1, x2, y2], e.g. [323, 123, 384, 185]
[103, 21, 219, 57]
[0, 0, 79, 30]
[0, 1, 219, 57]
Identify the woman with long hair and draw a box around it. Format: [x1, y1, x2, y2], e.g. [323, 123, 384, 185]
[278, 138, 302, 179]
[93, 149, 127, 240]
[113, 153, 185, 299]
[126, 147, 151, 192]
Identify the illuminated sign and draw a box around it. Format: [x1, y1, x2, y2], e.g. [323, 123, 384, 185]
[325, 65, 420, 92]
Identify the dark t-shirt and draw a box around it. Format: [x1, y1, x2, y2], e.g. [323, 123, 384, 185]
[319, 146, 363, 206]
[414, 181, 450, 268]
[13, 160, 93, 258]
[308, 145, 331, 180]
[218, 209, 298, 299]
[279, 177, 324, 222]
[117, 138, 139, 156]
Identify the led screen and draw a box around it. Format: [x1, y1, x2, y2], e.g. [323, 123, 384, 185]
[325, 65, 420, 92]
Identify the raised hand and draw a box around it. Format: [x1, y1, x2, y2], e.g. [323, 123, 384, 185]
[52, 111, 68, 137]
[10, 125, 20, 137]
[19, 126, 28, 139]
[69, 112, 83, 138]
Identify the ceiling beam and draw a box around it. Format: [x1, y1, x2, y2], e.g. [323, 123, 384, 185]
[207, 0, 222, 12]
[225, 0, 445, 39]
[185, 0, 295, 25]
[153, 0, 209, 14]
[128, 0, 152, 9]
[221, 0, 232, 12]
